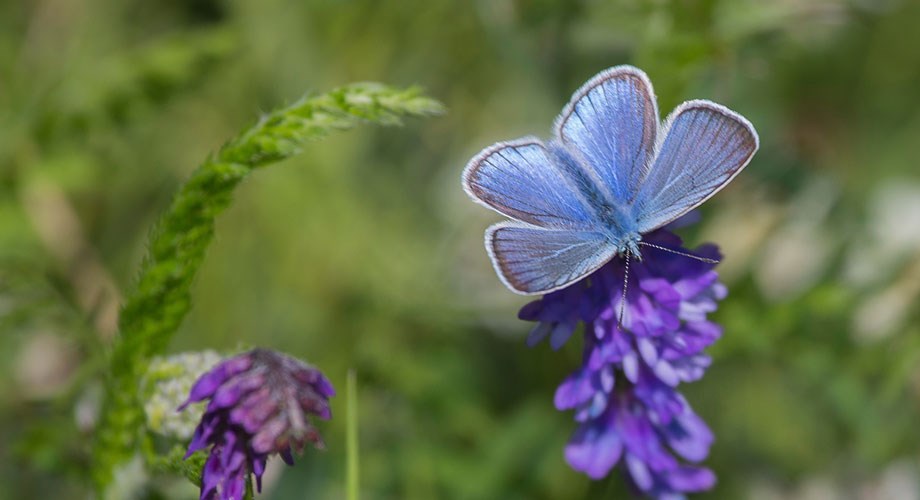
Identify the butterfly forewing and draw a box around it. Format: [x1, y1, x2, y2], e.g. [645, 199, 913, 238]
[633, 101, 758, 233]
[554, 67, 659, 205]
[486, 222, 615, 295]
[463, 139, 597, 230]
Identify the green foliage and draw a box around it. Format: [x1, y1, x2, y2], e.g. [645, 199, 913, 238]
[2, 1, 920, 499]
[92, 83, 442, 492]
[148, 445, 205, 486]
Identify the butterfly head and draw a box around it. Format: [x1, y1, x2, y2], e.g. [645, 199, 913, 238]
[613, 232, 642, 260]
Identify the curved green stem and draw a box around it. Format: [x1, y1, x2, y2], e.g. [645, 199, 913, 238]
[91, 83, 443, 494]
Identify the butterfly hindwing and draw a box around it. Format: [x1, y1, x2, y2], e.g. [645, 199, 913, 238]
[633, 100, 758, 233]
[463, 139, 597, 230]
[486, 222, 615, 295]
[554, 66, 659, 205]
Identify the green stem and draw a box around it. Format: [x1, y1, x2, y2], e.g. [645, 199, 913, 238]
[91, 83, 442, 494]
[347, 369, 359, 500]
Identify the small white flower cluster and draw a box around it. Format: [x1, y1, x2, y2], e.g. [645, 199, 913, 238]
[142, 350, 223, 440]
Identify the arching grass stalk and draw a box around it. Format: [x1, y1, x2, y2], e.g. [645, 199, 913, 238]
[91, 83, 443, 494]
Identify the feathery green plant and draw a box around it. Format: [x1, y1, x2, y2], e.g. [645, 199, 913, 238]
[91, 83, 443, 493]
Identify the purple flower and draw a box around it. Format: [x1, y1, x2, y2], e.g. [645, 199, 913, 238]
[178, 349, 335, 500]
[522, 229, 725, 498]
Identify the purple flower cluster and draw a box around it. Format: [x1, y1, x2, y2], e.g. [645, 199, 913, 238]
[520, 229, 725, 498]
[179, 349, 335, 500]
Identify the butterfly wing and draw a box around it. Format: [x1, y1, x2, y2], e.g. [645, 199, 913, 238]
[633, 100, 759, 233]
[486, 222, 615, 295]
[554, 65, 659, 205]
[463, 139, 616, 293]
[463, 138, 597, 230]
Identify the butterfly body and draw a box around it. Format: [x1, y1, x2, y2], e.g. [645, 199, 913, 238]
[542, 140, 644, 256]
[463, 66, 758, 295]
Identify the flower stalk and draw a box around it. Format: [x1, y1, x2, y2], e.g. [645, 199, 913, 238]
[522, 229, 725, 498]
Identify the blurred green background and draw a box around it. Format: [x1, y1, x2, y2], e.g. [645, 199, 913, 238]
[2, 0, 920, 498]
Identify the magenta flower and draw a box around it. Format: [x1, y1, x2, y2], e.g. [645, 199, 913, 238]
[521, 229, 725, 498]
[178, 349, 335, 500]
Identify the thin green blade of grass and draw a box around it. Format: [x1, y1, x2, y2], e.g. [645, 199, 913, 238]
[347, 369, 359, 500]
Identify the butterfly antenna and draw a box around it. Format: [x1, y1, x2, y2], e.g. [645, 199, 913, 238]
[639, 241, 720, 264]
[618, 250, 630, 332]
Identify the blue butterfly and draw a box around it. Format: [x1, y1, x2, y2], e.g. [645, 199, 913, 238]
[462, 65, 759, 295]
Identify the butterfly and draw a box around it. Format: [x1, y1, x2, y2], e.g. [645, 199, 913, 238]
[462, 65, 758, 295]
